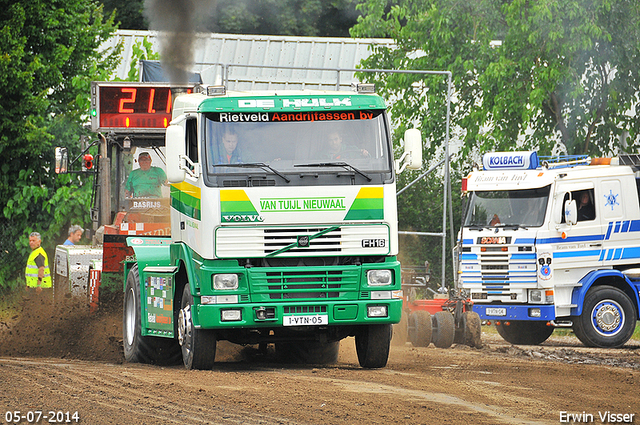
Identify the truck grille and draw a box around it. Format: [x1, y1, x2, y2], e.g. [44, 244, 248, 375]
[264, 227, 341, 254]
[249, 267, 360, 302]
[215, 225, 390, 258]
[460, 246, 537, 296]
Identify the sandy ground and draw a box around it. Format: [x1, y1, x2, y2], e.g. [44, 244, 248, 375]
[1, 297, 640, 424]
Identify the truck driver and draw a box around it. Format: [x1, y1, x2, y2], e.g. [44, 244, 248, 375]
[125, 152, 167, 198]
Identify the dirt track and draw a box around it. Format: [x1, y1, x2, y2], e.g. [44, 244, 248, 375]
[1, 298, 640, 424]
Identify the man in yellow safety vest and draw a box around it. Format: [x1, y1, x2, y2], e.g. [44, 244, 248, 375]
[25, 232, 52, 295]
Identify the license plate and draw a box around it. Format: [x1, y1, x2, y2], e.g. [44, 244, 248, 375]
[283, 314, 328, 326]
[485, 307, 507, 317]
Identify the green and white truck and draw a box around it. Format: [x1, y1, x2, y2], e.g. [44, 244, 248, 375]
[123, 85, 422, 369]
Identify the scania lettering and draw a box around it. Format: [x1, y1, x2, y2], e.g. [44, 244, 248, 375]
[122, 86, 423, 369]
[458, 151, 640, 347]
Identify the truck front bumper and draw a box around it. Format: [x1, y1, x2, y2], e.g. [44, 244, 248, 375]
[194, 299, 403, 329]
[473, 304, 556, 321]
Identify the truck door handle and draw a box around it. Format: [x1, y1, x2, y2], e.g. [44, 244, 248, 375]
[590, 243, 602, 247]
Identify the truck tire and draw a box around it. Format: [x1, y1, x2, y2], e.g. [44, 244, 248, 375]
[123, 265, 181, 365]
[572, 286, 636, 348]
[431, 311, 455, 348]
[178, 284, 217, 370]
[462, 311, 483, 348]
[408, 311, 432, 347]
[495, 320, 554, 345]
[276, 340, 340, 364]
[355, 324, 392, 368]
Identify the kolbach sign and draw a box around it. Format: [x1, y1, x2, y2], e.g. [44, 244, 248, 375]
[483, 151, 539, 171]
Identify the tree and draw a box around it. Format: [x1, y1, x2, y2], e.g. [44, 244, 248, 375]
[351, 0, 640, 158]
[0, 1, 120, 290]
[212, 0, 361, 37]
[102, 0, 362, 37]
[351, 0, 640, 274]
[102, 0, 147, 30]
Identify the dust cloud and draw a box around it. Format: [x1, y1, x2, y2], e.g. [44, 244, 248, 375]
[0, 294, 124, 363]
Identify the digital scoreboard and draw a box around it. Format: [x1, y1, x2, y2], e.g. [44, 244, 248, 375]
[90, 82, 193, 132]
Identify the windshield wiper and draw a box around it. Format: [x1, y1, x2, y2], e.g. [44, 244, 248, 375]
[294, 162, 372, 181]
[214, 162, 290, 183]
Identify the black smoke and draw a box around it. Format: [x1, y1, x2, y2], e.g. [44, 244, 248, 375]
[143, 0, 216, 84]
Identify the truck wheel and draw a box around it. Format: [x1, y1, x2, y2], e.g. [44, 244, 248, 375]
[462, 311, 483, 348]
[572, 286, 636, 348]
[496, 321, 554, 345]
[123, 265, 146, 363]
[431, 311, 455, 348]
[408, 311, 432, 347]
[276, 340, 340, 364]
[178, 284, 216, 370]
[355, 324, 392, 368]
[123, 265, 181, 365]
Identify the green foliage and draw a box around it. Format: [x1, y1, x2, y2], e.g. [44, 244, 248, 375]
[0, 1, 120, 289]
[101, 0, 147, 30]
[352, 0, 640, 159]
[103, 0, 362, 37]
[215, 0, 330, 36]
[127, 36, 160, 81]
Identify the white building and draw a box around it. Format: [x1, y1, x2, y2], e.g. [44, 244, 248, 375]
[105, 30, 395, 90]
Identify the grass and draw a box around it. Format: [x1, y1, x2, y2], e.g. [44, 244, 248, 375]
[633, 323, 640, 341]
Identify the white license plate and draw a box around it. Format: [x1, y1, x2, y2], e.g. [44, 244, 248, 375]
[485, 307, 507, 317]
[283, 314, 328, 326]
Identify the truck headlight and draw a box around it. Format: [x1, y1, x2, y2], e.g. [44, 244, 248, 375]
[528, 289, 542, 303]
[367, 269, 392, 286]
[221, 309, 242, 322]
[367, 305, 388, 317]
[213, 274, 238, 290]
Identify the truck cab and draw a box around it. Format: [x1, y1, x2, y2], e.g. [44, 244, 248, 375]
[122, 85, 423, 369]
[459, 151, 640, 347]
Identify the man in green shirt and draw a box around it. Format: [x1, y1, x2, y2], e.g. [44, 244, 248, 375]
[125, 152, 167, 198]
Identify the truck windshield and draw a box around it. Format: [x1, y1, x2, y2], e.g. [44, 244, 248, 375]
[464, 185, 551, 228]
[202, 109, 393, 186]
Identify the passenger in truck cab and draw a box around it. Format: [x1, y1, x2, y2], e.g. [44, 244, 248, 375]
[324, 131, 369, 160]
[125, 152, 167, 198]
[577, 190, 595, 221]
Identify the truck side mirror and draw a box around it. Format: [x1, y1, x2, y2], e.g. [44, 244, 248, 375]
[565, 199, 577, 225]
[395, 128, 423, 173]
[166, 124, 186, 183]
[55, 147, 68, 174]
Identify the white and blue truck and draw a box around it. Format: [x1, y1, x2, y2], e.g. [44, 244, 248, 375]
[458, 151, 640, 347]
